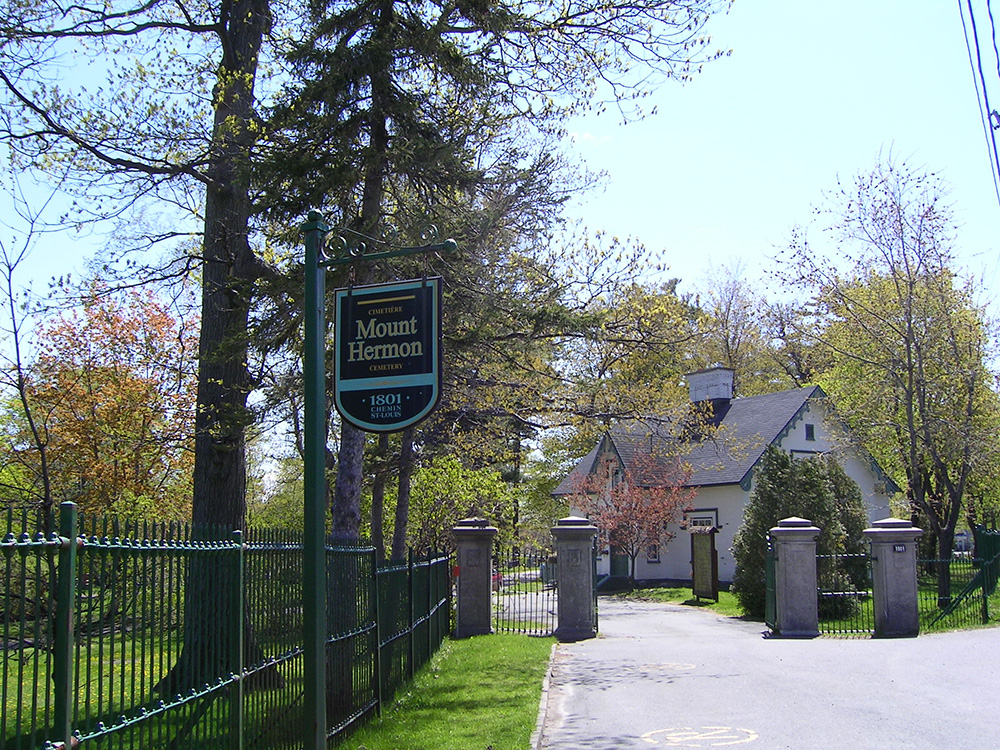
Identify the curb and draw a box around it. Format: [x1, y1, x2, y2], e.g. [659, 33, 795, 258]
[529, 642, 558, 750]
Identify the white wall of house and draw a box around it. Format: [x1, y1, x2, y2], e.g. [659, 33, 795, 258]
[635, 484, 740, 583]
[594, 398, 894, 585]
[776, 399, 892, 523]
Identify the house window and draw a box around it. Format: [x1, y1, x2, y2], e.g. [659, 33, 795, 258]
[805, 423, 815, 441]
[685, 509, 718, 529]
[647, 543, 660, 562]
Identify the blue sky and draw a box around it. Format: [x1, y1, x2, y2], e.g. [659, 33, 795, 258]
[565, 0, 1000, 306]
[3, 0, 998, 315]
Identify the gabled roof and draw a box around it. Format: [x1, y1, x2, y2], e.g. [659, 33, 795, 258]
[553, 386, 822, 495]
[554, 444, 601, 497]
[682, 385, 820, 487]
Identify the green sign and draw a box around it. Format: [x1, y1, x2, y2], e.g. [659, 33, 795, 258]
[334, 278, 442, 432]
[690, 529, 719, 602]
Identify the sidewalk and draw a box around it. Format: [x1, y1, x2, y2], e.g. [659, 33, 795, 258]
[534, 597, 997, 750]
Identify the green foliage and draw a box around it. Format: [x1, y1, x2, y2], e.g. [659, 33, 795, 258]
[730, 446, 869, 618]
[0, 0, 733, 541]
[824, 457, 870, 545]
[253, 0, 731, 542]
[785, 158, 1000, 569]
[407, 455, 515, 552]
[259, 0, 721, 539]
[246, 452, 305, 532]
[535, 277, 703, 470]
[0, 0, 276, 536]
[515, 457, 571, 548]
[763, 301, 829, 387]
[570, 281, 697, 431]
[0, 457, 34, 506]
[730, 447, 788, 618]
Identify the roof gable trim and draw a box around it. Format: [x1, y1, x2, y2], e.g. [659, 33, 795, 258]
[737, 385, 821, 488]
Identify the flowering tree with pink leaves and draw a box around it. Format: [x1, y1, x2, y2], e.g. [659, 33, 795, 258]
[570, 446, 695, 587]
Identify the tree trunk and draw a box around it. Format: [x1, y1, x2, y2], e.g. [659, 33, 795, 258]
[329, 0, 391, 542]
[936, 526, 955, 609]
[159, 0, 281, 695]
[371, 434, 388, 561]
[391, 427, 415, 560]
[331, 424, 366, 543]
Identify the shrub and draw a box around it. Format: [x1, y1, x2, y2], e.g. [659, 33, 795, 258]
[730, 446, 869, 618]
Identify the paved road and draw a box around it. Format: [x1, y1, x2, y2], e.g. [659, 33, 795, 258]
[534, 598, 996, 750]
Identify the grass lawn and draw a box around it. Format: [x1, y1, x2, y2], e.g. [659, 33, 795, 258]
[612, 586, 748, 619]
[341, 634, 554, 750]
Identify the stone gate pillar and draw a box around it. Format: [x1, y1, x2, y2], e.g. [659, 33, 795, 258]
[864, 518, 923, 638]
[551, 516, 598, 642]
[769, 517, 820, 638]
[452, 518, 498, 638]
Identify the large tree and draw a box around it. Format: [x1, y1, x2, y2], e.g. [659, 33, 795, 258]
[2, 287, 196, 517]
[782, 159, 1000, 603]
[0, 0, 730, 698]
[0, 0, 280, 532]
[691, 263, 798, 396]
[0, 0, 291, 695]
[549, 278, 701, 461]
[762, 300, 828, 387]
[258, 0, 731, 543]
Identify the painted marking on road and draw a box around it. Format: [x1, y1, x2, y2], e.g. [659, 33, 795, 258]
[641, 726, 758, 746]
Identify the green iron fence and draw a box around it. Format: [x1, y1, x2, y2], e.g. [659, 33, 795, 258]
[817, 549, 1000, 635]
[917, 554, 999, 631]
[816, 551, 874, 636]
[2, 503, 450, 749]
[765, 535, 1000, 638]
[493, 548, 557, 636]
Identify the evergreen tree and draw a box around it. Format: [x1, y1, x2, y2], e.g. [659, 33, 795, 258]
[258, 0, 730, 543]
[731, 446, 868, 618]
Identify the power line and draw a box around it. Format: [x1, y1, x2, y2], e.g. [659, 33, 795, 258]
[961, 0, 1000, 208]
[988, 0, 1000, 79]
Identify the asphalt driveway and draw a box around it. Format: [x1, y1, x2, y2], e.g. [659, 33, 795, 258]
[534, 597, 997, 750]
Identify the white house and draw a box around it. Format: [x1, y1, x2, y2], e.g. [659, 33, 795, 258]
[553, 367, 897, 585]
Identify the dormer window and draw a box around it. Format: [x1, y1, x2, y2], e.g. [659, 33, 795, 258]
[805, 423, 815, 441]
